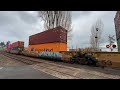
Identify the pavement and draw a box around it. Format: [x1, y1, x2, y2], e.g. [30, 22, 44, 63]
[0, 65, 58, 79]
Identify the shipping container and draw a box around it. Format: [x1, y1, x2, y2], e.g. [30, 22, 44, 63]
[12, 41, 24, 48]
[28, 42, 67, 52]
[29, 26, 67, 45]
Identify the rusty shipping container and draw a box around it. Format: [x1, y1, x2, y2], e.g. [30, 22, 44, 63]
[28, 26, 67, 52]
[29, 26, 67, 45]
[12, 41, 24, 48]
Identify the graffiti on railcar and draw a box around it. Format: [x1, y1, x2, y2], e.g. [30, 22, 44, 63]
[39, 52, 62, 57]
[33, 48, 53, 52]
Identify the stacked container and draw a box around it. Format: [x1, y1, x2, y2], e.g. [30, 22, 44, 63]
[28, 26, 67, 52]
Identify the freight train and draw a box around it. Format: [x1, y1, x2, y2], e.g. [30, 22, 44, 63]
[4, 26, 98, 66]
[5, 41, 120, 68]
[4, 44, 98, 66]
[3, 26, 120, 68]
[6, 41, 24, 55]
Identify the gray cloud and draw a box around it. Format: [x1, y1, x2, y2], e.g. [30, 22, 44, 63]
[17, 11, 39, 25]
[0, 11, 19, 26]
[72, 11, 92, 20]
[0, 11, 42, 47]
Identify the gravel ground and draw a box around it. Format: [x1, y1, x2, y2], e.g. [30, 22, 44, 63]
[52, 61, 120, 76]
[32, 64, 111, 79]
[0, 51, 58, 79]
[0, 66, 58, 79]
[0, 52, 26, 66]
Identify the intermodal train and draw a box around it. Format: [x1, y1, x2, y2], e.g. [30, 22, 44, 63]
[5, 41, 120, 68]
[4, 43, 98, 66]
[4, 26, 98, 66]
[3, 26, 120, 68]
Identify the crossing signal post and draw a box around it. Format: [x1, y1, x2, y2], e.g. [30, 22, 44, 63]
[107, 35, 116, 52]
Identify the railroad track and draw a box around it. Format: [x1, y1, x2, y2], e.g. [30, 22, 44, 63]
[2, 52, 39, 65]
[1, 52, 81, 79]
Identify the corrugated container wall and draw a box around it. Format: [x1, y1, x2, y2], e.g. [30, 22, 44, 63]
[29, 26, 67, 45]
[28, 43, 67, 52]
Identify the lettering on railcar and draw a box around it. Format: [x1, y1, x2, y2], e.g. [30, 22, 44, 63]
[35, 48, 53, 52]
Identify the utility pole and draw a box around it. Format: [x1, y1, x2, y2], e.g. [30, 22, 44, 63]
[95, 28, 98, 51]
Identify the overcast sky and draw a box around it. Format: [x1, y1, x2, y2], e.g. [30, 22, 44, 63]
[0, 11, 117, 51]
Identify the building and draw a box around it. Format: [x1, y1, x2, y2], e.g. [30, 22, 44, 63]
[28, 26, 67, 52]
[114, 11, 120, 51]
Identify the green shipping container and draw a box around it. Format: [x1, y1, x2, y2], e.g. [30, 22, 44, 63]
[117, 39, 120, 51]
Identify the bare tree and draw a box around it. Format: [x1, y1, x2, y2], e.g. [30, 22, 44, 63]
[38, 11, 72, 41]
[90, 19, 104, 52]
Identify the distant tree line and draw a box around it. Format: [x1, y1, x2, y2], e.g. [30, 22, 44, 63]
[0, 41, 10, 48]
